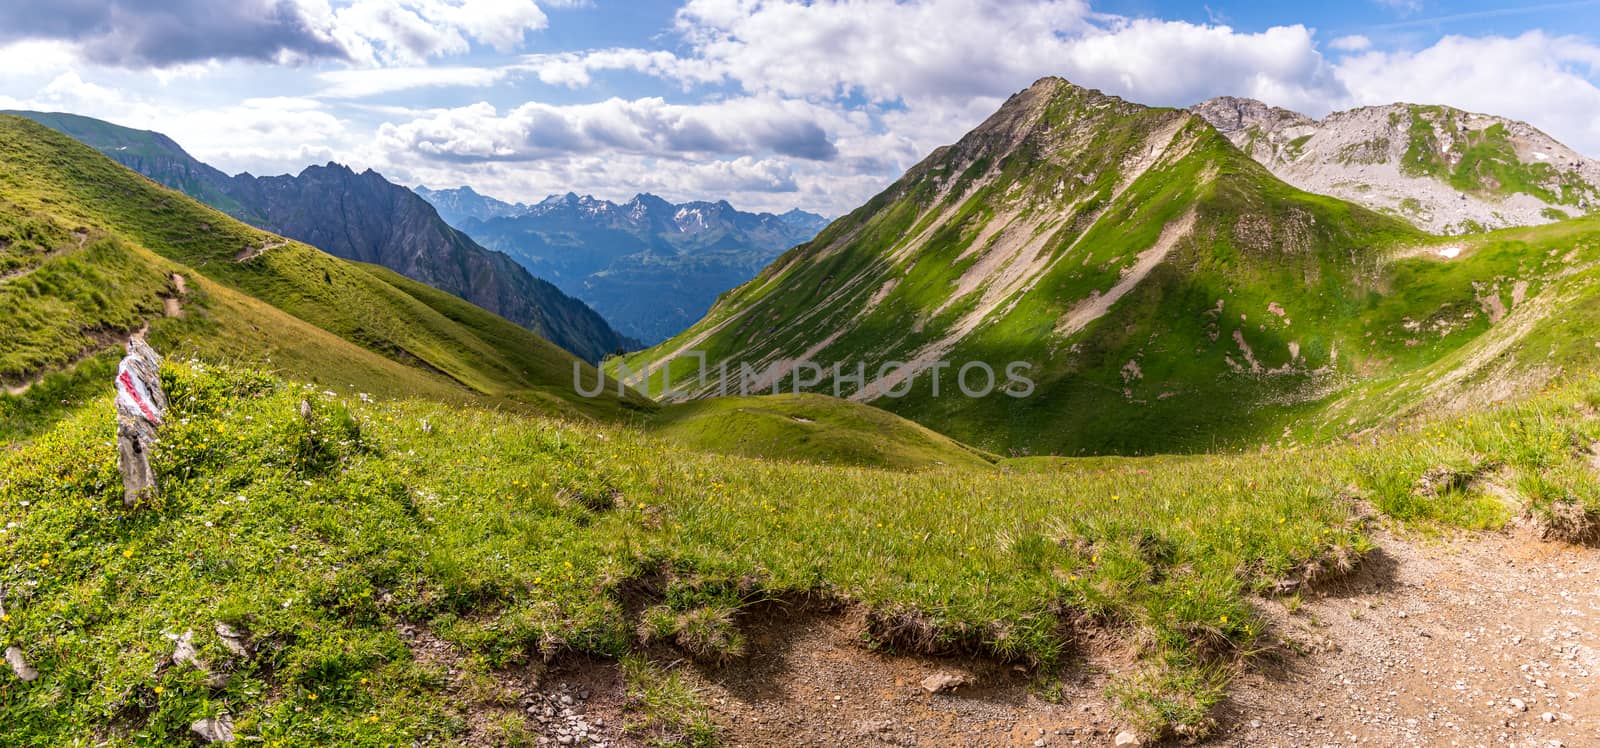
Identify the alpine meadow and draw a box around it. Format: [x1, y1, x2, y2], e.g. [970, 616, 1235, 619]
[4, 2, 1600, 747]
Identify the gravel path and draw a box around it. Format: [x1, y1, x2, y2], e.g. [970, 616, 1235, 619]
[1226, 528, 1599, 747]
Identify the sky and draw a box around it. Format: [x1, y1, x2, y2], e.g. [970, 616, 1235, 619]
[1, 1, 1599, 216]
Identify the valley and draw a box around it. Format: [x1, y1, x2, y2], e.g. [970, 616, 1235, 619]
[4, 73, 1600, 748]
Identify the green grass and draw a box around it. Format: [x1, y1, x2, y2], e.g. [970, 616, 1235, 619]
[2, 361, 1595, 743]
[646, 393, 996, 470]
[1399, 109, 1597, 206]
[0, 113, 648, 427]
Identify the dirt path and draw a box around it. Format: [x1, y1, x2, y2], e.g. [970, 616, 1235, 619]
[496, 529, 1597, 747]
[667, 608, 1120, 748]
[1228, 528, 1599, 747]
[670, 529, 1598, 747]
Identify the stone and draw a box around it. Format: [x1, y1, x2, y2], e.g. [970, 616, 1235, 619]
[115, 337, 167, 507]
[168, 630, 200, 668]
[191, 715, 237, 744]
[1511, 698, 1528, 711]
[5, 646, 37, 682]
[920, 671, 970, 694]
[215, 622, 249, 656]
[1113, 730, 1142, 747]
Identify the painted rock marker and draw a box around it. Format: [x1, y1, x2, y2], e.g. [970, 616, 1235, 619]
[115, 337, 168, 507]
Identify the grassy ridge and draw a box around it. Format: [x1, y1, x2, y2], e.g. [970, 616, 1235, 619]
[0, 114, 646, 426]
[2, 362, 1595, 743]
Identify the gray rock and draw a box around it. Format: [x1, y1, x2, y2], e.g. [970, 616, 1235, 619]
[920, 671, 971, 694]
[191, 715, 236, 743]
[215, 622, 249, 656]
[167, 629, 202, 669]
[5, 646, 37, 682]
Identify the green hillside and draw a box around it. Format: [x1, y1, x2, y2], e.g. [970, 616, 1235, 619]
[0, 113, 999, 471]
[618, 78, 1600, 456]
[649, 393, 996, 470]
[0, 113, 649, 431]
[2, 353, 1596, 744]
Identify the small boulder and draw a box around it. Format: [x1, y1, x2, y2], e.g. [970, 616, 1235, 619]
[920, 670, 970, 694]
[191, 714, 237, 744]
[167, 629, 202, 669]
[1114, 730, 1143, 747]
[5, 646, 38, 682]
[215, 622, 249, 657]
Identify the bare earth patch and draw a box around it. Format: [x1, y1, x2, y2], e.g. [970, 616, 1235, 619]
[1228, 529, 1600, 747]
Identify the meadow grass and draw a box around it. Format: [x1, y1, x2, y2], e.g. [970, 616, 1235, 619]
[2, 362, 1596, 744]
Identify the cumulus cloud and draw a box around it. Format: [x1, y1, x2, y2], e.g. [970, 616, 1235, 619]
[374, 96, 839, 162]
[1055, 20, 1342, 113]
[0, 0, 346, 67]
[0, 0, 550, 68]
[1335, 31, 1600, 154]
[1328, 35, 1372, 52]
[0, 72, 349, 174]
[528, 0, 1347, 154]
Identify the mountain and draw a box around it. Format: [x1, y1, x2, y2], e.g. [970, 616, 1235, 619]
[616, 78, 1600, 456]
[420, 189, 829, 344]
[0, 113, 650, 434]
[6, 111, 633, 363]
[1192, 96, 1600, 234]
[414, 184, 528, 226]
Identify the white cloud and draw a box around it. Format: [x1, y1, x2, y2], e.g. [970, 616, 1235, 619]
[1056, 21, 1342, 113]
[1335, 32, 1600, 154]
[374, 95, 841, 162]
[0, 0, 551, 69]
[1328, 34, 1372, 53]
[0, 73, 349, 175]
[317, 65, 512, 97]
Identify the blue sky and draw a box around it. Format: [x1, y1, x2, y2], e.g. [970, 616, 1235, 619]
[2, 0, 1598, 215]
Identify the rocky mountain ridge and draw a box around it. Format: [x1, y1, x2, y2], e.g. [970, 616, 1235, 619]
[421, 187, 828, 343]
[1192, 96, 1600, 233]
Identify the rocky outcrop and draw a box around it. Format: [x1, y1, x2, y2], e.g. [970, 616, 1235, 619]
[1192, 97, 1600, 234]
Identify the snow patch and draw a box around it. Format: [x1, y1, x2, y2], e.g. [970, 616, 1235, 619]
[1436, 246, 1462, 259]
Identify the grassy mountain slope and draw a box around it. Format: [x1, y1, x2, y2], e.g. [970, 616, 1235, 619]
[619, 79, 1600, 457]
[1193, 97, 1600, 234]
[7, 111, 633, 363]
[649, 393, 996, 470]
[616, 79, 1416, 454]
[0, 114, 648, 430]
[2, 353, 1596, 743]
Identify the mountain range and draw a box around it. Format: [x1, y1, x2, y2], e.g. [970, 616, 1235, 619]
[8, 75, 1600, 748]
[618, 77, 1600, 455]
[1192, 97, 1600, 234]
[417, 186, 829, 343]
[5, 111, 634, 362]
